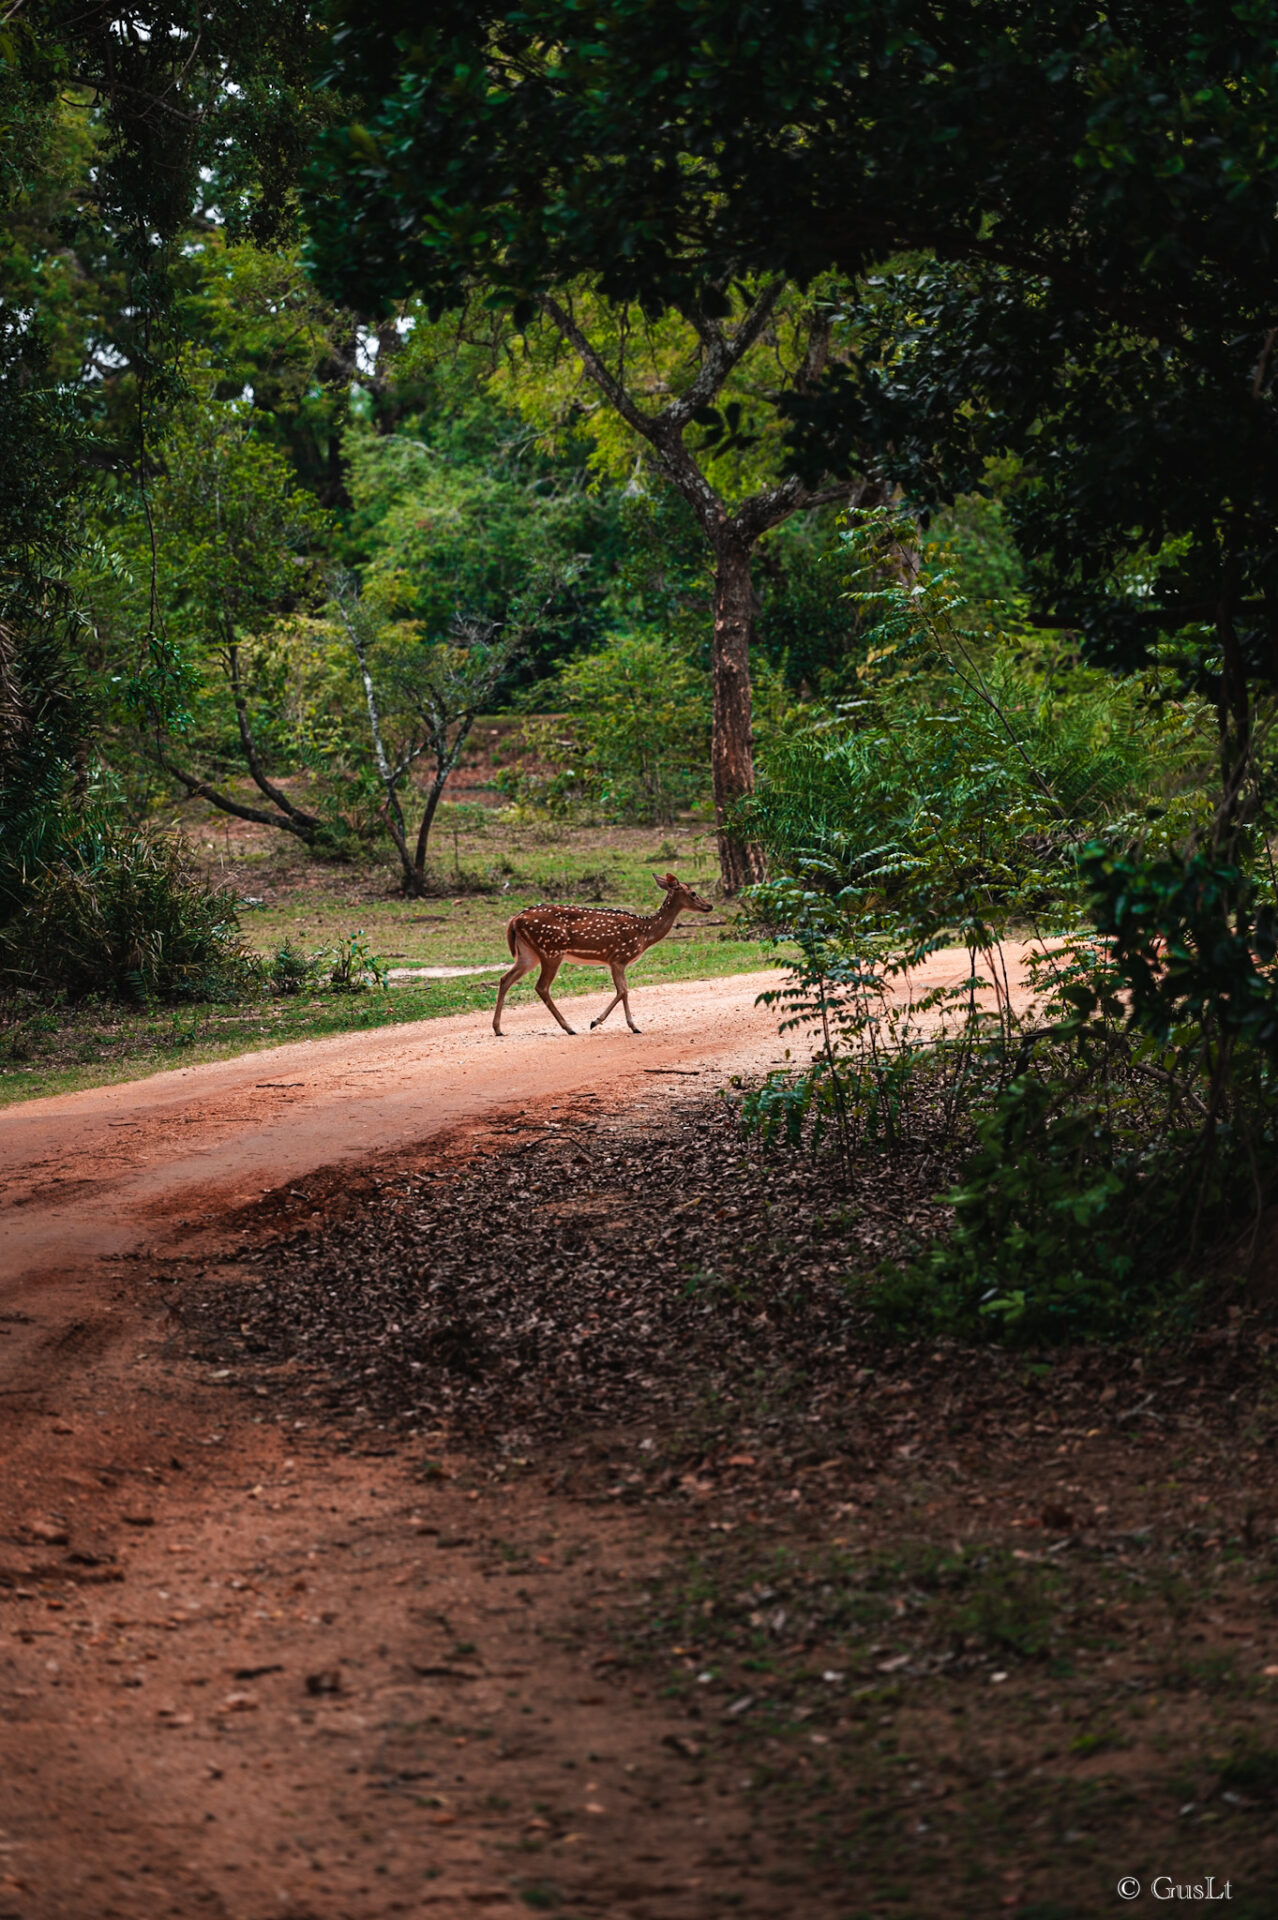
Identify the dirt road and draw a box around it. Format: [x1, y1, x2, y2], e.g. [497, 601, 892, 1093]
[0, 948, 1038, 1283]
[0, 951, 1056, 1920]
[0, 970, 794, 1281]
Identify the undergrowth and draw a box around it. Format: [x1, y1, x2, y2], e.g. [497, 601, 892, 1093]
[734, 511, 1278, 1346]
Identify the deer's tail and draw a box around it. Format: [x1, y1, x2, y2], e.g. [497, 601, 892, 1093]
[505, 916, 520, 957]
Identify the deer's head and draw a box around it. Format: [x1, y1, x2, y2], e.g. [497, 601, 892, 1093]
[655, 871, 713, 913]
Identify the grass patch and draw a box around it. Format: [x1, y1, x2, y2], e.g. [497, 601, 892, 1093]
[611, 1527, 1278, 1915]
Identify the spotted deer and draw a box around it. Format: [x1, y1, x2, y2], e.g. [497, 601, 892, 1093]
[492, 872, 714, 1036]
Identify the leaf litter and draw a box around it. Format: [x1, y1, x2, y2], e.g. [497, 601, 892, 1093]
[174, 1086, 1278, 1915]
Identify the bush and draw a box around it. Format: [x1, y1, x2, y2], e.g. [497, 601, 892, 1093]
[327, 930, 388, 993]
[0, 828, 260, 1004]
[729, 514, 1260, 1344]
[873, 854, 1278, 1344]
[735, 879, 998, 1169]
[268, 938, 323, 995]
[741, 510, 1209, 927]
[510, 630, 711, 824]
[739, 903, 1278, 1343]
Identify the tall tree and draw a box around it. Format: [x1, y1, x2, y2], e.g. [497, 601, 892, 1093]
[1, 0, 335, 893]
[494, 286, 871, 888]
[305, 14, 887, 889]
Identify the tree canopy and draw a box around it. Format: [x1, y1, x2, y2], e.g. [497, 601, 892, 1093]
[308, 0, 1278, 842]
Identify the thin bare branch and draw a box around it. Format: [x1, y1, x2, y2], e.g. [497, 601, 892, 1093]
[538, 293, 659, 440]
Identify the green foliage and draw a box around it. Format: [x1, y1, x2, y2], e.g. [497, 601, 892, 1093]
[0, 626, 87, 923]
[922, 488, 1031, 630]
[752, 513, 862, 693]
[737, 517, 1271, 1344]
[344, 416, 618, 687]
[307, 4, 1278, 334]
[743, 511, 1209, 933]
[326, 930, 388, 994]
[268, 938, 322, 996]
[740, 891, 1278, 1345]
[78, 393, 339, 842]
[174, 236, 356, 500]
[0, 828, 257, 1005]
[308, 0, 1278, 753]
[326, 565, 571, 891]
[509, 631, 711, 825]
[0, 291, 96, 922]
[736, 875, 1007, 1179]
[1087, 846, 1278, 1060]
[146, 400, 332, 664]
[880, 866, 1278, 1343]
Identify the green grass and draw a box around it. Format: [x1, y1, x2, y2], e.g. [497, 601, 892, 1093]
[609, 1519, 1278, 1918]
[225, 817, 732, 971]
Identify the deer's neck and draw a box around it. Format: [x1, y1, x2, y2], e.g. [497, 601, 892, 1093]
[640, 898, 682, 946]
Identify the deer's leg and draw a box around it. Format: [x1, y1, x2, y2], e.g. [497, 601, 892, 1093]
[493, 940, 538, 1035]
[593, 962, 640, 1033]
[590, 971, 625, 1030]
[616, 963, 642, 1033]
[534, 955, 576, 1035]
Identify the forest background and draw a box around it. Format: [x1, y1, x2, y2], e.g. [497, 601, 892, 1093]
[4, 0, 1278, 1341]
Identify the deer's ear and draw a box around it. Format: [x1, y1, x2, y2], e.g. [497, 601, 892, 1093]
[654, 872, 672, 891]
[663, 871, 678, 888]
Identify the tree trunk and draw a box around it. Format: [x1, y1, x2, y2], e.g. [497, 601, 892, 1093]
[408, 717, 477, 893]
[410, 770, 448, 894]
[711, 536, 766, 893]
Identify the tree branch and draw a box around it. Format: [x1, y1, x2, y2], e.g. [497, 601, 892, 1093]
[539, 283, 790, 538]
[728, 475, 878, 547]
[157, 749, 316, 840]
[225, 642, 321, 829]
[538, 293, 659, 440]
[662, 279, 787, 429]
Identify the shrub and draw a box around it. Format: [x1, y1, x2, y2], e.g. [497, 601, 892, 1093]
[268, 938, 323, 995]
[511, 630, 711, 824]
[874, 858, 1278, 1344]
[0, 828, 260, 1004]
[741, 509, 1209, 927]
[327, 929, 389, 992]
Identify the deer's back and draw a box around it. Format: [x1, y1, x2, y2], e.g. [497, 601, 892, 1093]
[507, 903, 651, 962]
